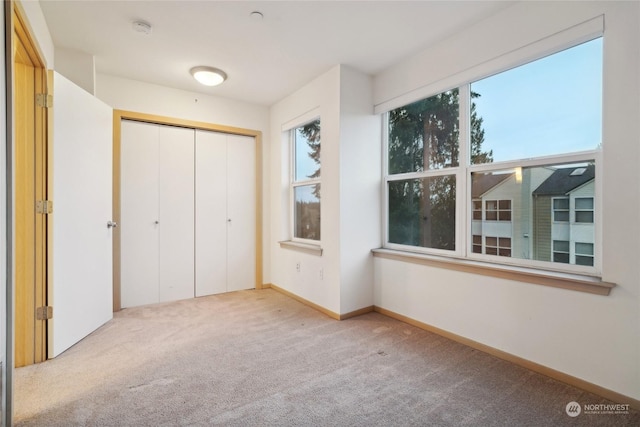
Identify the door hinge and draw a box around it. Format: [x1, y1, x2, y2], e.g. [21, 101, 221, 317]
[36, 306, 53, 320]
[36, 200, 53, 214]
[36, 93, 53, 108]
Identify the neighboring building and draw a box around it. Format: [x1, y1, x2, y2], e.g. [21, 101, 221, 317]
[471, 167, 554, 260]
[532, 164, 595, 266]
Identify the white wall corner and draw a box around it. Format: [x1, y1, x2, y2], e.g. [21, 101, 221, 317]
[55, 47, 96, 95]
[338, 66, 381, 314]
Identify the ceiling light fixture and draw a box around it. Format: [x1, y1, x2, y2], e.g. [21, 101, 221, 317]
[132, 20, 152, 35]
[250, 11, 264, 21]
[190, 66, 227, 87]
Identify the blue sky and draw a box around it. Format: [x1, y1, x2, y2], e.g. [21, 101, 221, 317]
[471, 38, 602, 163]
[295, 128, 319, 181]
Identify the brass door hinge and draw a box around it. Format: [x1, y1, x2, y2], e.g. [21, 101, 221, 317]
[36, 200, 53, 214]
[36, 93, 53, 108]
[36, 306, 53, 320]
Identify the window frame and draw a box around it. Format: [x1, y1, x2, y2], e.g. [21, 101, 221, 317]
[553, 197, 570, 223]
[382, 37, 603, 277]
[575, 242, 595, 266]
[574, 197, 594, 224]
[288, 115, 322, 245]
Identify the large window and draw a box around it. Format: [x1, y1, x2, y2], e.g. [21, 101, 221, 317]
[384, 38, 602, 272]
[291, 119, 321, 241]
[387, 90, 459, 251]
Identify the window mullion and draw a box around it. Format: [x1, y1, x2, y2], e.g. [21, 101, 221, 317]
[459, 84, 471, 257]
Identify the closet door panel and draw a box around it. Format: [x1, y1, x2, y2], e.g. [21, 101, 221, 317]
[158, 126, 195, 302]
[121, 121, 160, 308]
[226, 135, 256, 292]
[195, 130, 228, 296]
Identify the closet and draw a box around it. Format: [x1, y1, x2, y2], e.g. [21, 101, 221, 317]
[120, 120, 256, 308]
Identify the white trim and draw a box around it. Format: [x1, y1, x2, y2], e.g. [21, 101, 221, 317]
[386, 167, 461, 182]
[375, 15, 604, 115]
[467, 151, 598, 174]
[457, 84, 470, 258]
[279, 240, 323, 256]
[281, 107, 321, 132]
[382, 33, 603, 277]
[289, 118, 321, 243]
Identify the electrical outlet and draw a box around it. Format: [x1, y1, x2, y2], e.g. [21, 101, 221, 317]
[319, 268, 323, 280]
[296, 262, 301, 273]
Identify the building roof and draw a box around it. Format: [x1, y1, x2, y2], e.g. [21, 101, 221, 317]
[532, 164, 595, 196]
[471, 172, 513, 198]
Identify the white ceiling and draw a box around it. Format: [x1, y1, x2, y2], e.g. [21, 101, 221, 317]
[38, 1, 515, 106]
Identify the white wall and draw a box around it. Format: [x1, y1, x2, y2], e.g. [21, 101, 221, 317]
[269, 66, 342, 313]
[373, 1, 640, 401]
[55, 47, 95, 95]
[96, 74, 272, 285]
[269, 65, 381, 315]
[338, 67, 381, 314]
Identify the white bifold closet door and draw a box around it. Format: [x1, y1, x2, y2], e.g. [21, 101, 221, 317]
[195, 130, 256, 296]
[121, 120, 194, 308]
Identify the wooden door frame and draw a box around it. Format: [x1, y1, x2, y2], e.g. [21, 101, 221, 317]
[12, 5, 50, 367]
[112, 110, 263, 311]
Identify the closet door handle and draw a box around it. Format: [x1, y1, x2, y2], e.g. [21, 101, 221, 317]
[227, 218, 232, 223]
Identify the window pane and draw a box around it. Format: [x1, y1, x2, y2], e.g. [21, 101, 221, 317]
[471, 161, 595, 267]
[553, 240, 569, 252]
[499, 248, 511, 257]
[575, 211, 594, 223]
[294, 185, 320, 240]
[294, 120, 321, 181]
[498, 200, 511, 210]
[575, 242, 594, 255]
[554, 211, 569, 222]
[553, 253, 570, 263]
[388, 175, 456, 250]
[553, 198, 569, 210]
[388, 90, 459, 174]
[499, 211, 511, 221]
[575, 197, 593, 210]
[470, 38, 602, 163]
[576, 255, 594, 266]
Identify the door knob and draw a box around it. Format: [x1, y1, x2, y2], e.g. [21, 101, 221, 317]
[107, 221, 118, 228]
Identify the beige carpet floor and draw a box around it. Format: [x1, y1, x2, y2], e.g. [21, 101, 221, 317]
[13, 288, 640, 426]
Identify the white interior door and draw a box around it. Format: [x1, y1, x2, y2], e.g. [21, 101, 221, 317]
[51, 72, 113, 357]
[120, 120, 160, 308]
[226, 135, 256, 292]
[195, 130, 227, 296]
[158, 126, 195, 302]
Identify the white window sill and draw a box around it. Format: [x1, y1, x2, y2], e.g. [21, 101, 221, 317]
[371, 248, 615, 296]
[279, 240, 323, 256]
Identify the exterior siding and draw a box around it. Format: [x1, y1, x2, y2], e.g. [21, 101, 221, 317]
[533, 196, 551, 261]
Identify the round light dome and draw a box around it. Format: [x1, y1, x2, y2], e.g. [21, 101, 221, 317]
[190, 66, 227, 86]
